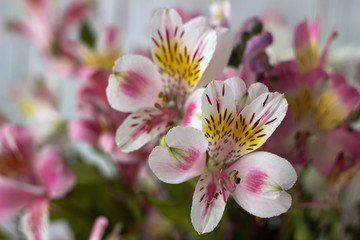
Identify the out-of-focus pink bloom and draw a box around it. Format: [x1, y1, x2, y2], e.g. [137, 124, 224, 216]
[264, 60, 360, 167]
[20, 198, 49, 240]
[149, 79, 296, 233]
[107, 8, 232, 152]
[0, 124, 75, 238]
[69, 70, 128, 145]
[69, 70, 152, 186]
[266, 61, 360, 131]
[293, 18, 337, 73]
[310, 126, 360, 176]
[7, 0, 96, 75]
[263, 20, 360, 173]
[89, 216, 121, 240]
[216, 65, 257, 86]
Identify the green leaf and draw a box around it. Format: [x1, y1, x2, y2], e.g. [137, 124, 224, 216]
[291, 209, 315, 240]
[79, 21, 96, 48]
[142, 192, 194, 232]
[51, 161, 141, 239]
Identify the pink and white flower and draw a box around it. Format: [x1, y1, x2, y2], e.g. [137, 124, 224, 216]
[0, 124, 75, 239]
[149, 78, 297, 233]
[107, 8, 232, 152]
[293, 18, 337, 73]
[7, 0, 96, 75]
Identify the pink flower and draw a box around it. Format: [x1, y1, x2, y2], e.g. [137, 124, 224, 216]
[0, 124, 75, 238]
[89, 216, 122, 240]
[149, 79, 297, 233]
[107, 8, 233, 152]
[293, 18, 337, 73]
[7, 0, 96, 75]
[69, 70, 151, 187]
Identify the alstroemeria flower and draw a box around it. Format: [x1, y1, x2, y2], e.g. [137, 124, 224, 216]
[264, 61, 360, 167]
[7, 0, 95, 75]
[107, 8, 232, 152]
[12, 76, 64, 142]
[294, 18, 337, 73]
[149, 78, 297, 233]
[0, 125, 75, 239]
[69, 70, 153, 187]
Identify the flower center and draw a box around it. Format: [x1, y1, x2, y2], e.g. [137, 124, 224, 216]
[216, 163, 241, 203]
[0, 147, 29, 179]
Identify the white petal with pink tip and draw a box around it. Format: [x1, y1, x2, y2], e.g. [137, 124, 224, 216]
[149, 126, 207, 184]
[116, 107, 173, 152]
[229, 151, 297, 218]
[107, 55, 163, 112]
[191, 172, 228, 234]
[181, 88, 204, 130]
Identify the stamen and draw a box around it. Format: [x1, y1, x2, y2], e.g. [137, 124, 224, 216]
[162, 95, 169, 102]
[154, 102, 162, 110]
[229, 170, 239, 178]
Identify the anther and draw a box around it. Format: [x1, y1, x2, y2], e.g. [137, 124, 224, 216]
[234, 176, 241, 184]
[154, 102, 162, 110]
[146, 120, 151, 125]
[219, 179, 225, 185]
[213, 193, 219, 199]
[162, 95, 169, 102]
[166, 121, 174, 128]
[220, 163, 227, 170]
[229, 170, 239, 178]
[158, 92, 164, 98]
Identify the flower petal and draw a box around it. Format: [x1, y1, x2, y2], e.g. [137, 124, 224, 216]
[0, 176, 43, 221]
[195, 25, 233, 89]
[191, 172, 228, 234]
[311, 128, 360, 175]
[230, 92, 288, 159]
[201, 80, 236, 163]
[223, 77, 269, 115]
[293, 19, 319, 73]
[68, 120, 100, 144]
[242, 31, 273, 66]
[20, 199, 49, 240]
[230, 151, 297, 218]
[247, 82, 269, 101]
[319, 26, 337, 67]
[223, 77, 247, 115]
[315, 83, 360, 130]
[151, 9, 230, 102]
[89, 216, 108, 240]
[107, 55, 163, 112]
[149, 126, 207, 184]
[181, 88, 204, 130]
[35, 146, 75, 199]
[115, 107, 175, 152]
